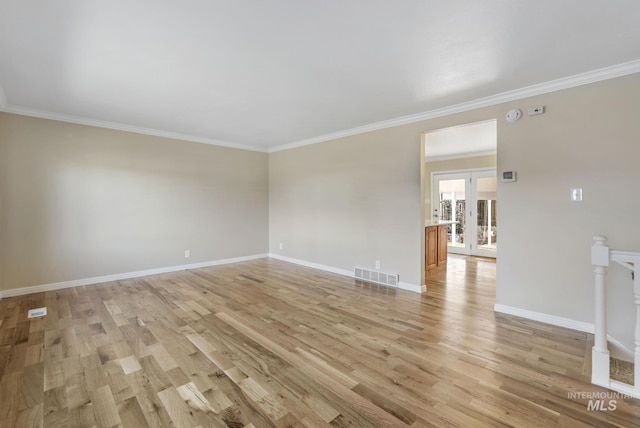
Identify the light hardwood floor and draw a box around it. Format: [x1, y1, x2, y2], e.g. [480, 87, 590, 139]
[1, 256, 639, 427]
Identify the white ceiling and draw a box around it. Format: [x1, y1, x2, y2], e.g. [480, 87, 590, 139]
[1, 1, 640, 152]
[425, 120, 496, 161]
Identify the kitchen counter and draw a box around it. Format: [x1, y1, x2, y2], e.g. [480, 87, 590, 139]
[425, 222, 455, 270]
[424, 220, 456, 227]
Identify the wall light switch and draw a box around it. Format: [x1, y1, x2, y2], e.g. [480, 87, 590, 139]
[571, 188, 583, 201]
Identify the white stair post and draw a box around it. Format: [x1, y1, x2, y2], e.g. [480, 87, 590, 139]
[634, 260, 640, 392]
[591, 236, 610, 387]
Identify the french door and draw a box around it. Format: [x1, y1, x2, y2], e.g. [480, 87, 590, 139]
[432, 169, 497, 257]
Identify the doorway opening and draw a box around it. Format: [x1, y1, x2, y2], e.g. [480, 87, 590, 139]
[424, 119, 497, 261]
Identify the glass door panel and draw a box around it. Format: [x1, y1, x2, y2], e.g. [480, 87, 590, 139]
[433, 175, 468, 254]
[432, 170, 497, 257]
[474, 175, 497, 257]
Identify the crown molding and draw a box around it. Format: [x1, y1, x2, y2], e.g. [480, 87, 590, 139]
[0, 104, 268, 153]
[1, 60, 639, 154]
[269, 59, 640, 153]
[426, 149, 496, 163]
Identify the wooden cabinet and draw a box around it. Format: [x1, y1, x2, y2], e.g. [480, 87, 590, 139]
[437, 224, 448, 266]
[425, 224, 449, 271]
[425, 226, 438, 270]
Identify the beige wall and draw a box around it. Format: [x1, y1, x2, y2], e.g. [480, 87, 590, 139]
[0, 113, 269, 291]
[269, 72, 640, 333]
[424, 154, 497, 218]
[496, 73, 640, 338]
[269, 127, 424, 287]
[268, 99, 503, 288]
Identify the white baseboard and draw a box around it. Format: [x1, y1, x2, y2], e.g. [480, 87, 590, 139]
[269, 254, 354, 277]
[182, 254, 269, 270]
[0, 253, 423, 299]
[493, 303, 595, 333]
[397, 282, 423, 293]
[609, 380, 640, 399]
[0, 253, 269, 299]
[268, 253, 422, 293]
[494, 304, 636, 362]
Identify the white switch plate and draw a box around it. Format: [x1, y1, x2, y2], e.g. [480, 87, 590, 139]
[279, 242, 283, 250]
[375, 260, 380, 270]
[184, 249, 191, 258]
[571, 188, 583, 201]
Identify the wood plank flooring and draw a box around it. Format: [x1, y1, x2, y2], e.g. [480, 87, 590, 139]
[1, 256, 640, 427]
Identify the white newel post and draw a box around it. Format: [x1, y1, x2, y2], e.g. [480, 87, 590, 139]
[634, 260, 640, 393]
[591, 236, 610, 387]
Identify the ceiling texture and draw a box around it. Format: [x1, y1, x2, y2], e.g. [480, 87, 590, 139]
[1, 1, 640, 152]
[425, 119, 496, 161]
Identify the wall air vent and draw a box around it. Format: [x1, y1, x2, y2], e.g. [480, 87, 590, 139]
[354, 267, 399, 287]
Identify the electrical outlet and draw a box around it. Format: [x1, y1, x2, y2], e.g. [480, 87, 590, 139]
[375, 260, 380, 270]
[279, 242, 283, 250]
[184, 249, 191, 258]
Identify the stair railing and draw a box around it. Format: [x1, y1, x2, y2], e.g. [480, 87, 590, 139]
[591, 236, 640, 397]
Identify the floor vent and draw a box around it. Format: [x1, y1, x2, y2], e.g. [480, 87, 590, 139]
[28, 307, 47, 319]
[354, 267, 399, 287]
